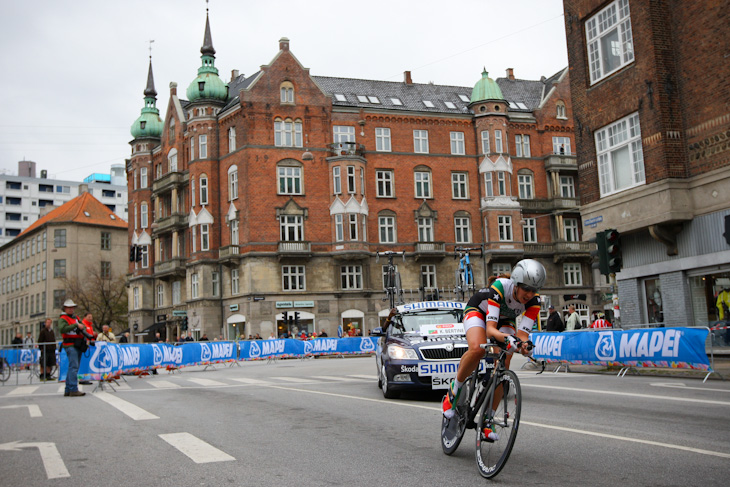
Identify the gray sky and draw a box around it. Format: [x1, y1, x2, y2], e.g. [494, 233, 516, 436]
[0, 0, 568, 182]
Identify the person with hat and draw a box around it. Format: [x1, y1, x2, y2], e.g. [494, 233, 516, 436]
[57, 299, 88, 397]
[545, 305, 565, 332]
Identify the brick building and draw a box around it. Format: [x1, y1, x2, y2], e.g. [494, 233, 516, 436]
[126, 12, 595, 340]
[563, 0, 730, 326]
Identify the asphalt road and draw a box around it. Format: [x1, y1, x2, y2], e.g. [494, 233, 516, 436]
[0, 356, 728, 486]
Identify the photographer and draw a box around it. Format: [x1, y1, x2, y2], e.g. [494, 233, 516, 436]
[58, 299, 94, 397]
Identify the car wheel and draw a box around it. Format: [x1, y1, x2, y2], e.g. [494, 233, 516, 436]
[381, 365, 399, 399]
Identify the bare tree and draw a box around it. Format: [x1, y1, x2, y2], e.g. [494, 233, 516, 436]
[62, 265, 128, 336]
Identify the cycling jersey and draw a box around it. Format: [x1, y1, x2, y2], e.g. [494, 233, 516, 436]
[464, 278, 541, 334]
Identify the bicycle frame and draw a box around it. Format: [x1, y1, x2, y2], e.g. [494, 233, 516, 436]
[376, 251, 406, 309]
[454, 246, 482, 301]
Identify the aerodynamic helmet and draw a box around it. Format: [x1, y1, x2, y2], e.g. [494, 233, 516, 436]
[511, 259, 546, 292]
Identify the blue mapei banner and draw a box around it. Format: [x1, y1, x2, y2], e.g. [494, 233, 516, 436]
[0, 348, 39, 367]
[239, 337, 377, 360]
[530, 327, 711, 370]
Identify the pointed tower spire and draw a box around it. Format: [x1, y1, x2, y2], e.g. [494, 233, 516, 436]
[201, 6, 215, 57]
[144, 58, 157, 98]
[131, 43, 163, 139]
[186, 1, 227, 102]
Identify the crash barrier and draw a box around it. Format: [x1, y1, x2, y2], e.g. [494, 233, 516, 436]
[0, 342, 58, 386]
[51, 337, 378, 381]
[530, 327, 716, 380]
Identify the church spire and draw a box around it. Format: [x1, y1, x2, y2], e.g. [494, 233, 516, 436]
[131, 44, 163, 139]
[201, 7, 215, 57]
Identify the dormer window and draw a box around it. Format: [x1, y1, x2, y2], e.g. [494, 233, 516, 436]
[198, 81, 205, 91]
[280, 81, 294, 104]
[140, 121, 146, 129]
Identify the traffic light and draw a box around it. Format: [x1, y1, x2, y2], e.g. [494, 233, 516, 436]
[605, 229, 622, 273]
[294, 311, 301, 328]
[282, 312, 289, 325]
[181, 317, 188, 331]
[135, 245, 143, 262]
[129, 245, 137, 262]
[589, 231, 610, 276]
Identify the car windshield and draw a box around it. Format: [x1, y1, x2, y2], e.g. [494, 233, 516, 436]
[391, 309, 464, 335]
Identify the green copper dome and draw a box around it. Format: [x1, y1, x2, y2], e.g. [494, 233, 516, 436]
[131, 60, 163, 139]
[471, 69, 504, 103]
[186, 13, 228, 103]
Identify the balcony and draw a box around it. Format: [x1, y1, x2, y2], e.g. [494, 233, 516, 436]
[543, 153, 578, 172]
[219, 245, 241, 267]
[483, 242, 525, 259]
[414, 241, 446, 260]
[518, 197, 580, 213]
[154, 257, 186, 280]
[331, 242, 367, 261]
[326, 142, 366, 160]
[152, 171, 189, 195]
[277, 241, 312, 260]
[153, 213, 188, 235]
[553, 241, 593, 263]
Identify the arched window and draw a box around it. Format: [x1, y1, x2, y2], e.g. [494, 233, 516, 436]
[168, 148, 178, 173]
[556, 100, 567, 119]
[274, 118, 303, 147]
[228, 165, 238, 201]
[200, 174, 208, 206]
[413, 165, 432, 199]
[280, 81, 294, 104]
[454, 211, 471, 244]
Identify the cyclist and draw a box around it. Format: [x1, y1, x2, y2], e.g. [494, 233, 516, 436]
[442, 259, 546, 435]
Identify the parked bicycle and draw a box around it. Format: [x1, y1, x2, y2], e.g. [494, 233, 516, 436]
[454, 246, 482, 301]
[441, 337, 544, 479]
[376, 251, 406, 309]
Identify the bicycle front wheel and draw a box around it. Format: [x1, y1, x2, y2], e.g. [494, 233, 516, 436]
[475, 370, 522, 479]
[0, 358, 10, 382]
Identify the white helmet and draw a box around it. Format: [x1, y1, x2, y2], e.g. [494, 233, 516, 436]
[511, 259, 546, 291]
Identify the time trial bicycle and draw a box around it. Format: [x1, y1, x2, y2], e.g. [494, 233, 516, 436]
[376, 251, 405, 309]
[454, 246, 482, 301]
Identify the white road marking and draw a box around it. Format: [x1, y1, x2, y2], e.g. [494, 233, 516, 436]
[312, 375, 358, 382]
[521, 383, 730, 406]
[348, 374, 377, 380]
[650, 382, 730, 393]
[149, 380, 181, 389]
[93, 391, 159, 420]
[186, 378, 226, 387]
[271, 376, 315, 383]
[0, 441, 70, 479]
[0, 404, 42, 417]
[6, 386, 39, 396]
[229, 377, 270, 385]
[159, 432, 235, 463]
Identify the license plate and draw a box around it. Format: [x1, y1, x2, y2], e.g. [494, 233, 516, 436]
[431, 374, 454, 390]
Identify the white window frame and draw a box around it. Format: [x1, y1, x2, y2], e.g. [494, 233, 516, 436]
[450, 132, 465, 155]
[414, 171, 432, 198]
[563, 263, 583, 286]
[347, 166, 356, 194]
[228, 167, 238, 201]
[191, 273, 199, 299]
[172, 281, 181, 305]
[348, 214, 358, 241]
[586, 0, 635, 85]
[231, 219, 239, 245]
[375, 128, 391, 152]
[340, 265, 363, 290]
[454, 216, 471, 244]
[140, 202, 148, 228]
[212, 271, 220, 297]
[376, 170, 394, 198]
[168, 149, 178, 172]
[481, 131, 490, 154]
[200, 175, 209, 205]
[523, 218, 537, 243]
[333, 126, 355, 143]
[333, 166, 341, 194]
[200, 224, 210, 251]
[140, 167, 148, 188]
[278, 166, 302, 195]
[413, 130, 429, 153]
[334, 214, 344, 242]
[560, 175, 576, 198]
[157, 284, 164, 306]
[515, 134, 531, 158]
[282, 265, 306, 291]
[378, 215, 396, 243]
[417, 217, 434, 242]
[494, 130, 503, 153]
[228, 127, 236, 153]
[452, 172, 468, 199]
[279, 215, 303, 242]
[552, 136, 572, 155]
[484, 173, 494, 197]
[231, 268, 240, 295]
[199, 134, 207, 159]
[498, 216, 513, 241]
[421, 264, 437, 289]
[564, 218, 579, 242]
[133, 287, 140, 310]
[595, 112, 645, 196]
[518, 174, 533, 199]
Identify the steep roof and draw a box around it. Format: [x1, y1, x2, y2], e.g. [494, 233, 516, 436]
[18, 192, 127, 238]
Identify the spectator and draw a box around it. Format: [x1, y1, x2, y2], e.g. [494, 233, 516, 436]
[96, 324, 116, 342]
[545, 305, 565, 332]
[269, 332, 276, 339]
[565, 305, 581, 331]
[11, 333, 23, 346]
[23, 331, 34, 349]
[590, 313, 612, 328]
[254, 333, 262, 339]
[184, 332, 194, 342]
[318, 329, 328, 338]
[38, 318, 57, 380]
[200, 334, 209, 341]
[81, 312, 95, 342]
[119, 332, 130, 343]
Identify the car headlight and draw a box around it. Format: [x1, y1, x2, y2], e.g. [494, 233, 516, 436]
[387, 345, 418, 360]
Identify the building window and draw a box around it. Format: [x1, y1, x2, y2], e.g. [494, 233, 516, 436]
[450, 132, 465, 155]
[199, 134, 207, 159]
[191, 273, 199, 299]
[278, 166, 302, 195]
[275, 118, 303, 147]
[484, 173, 494, 197]
[515, 134, 531, 157]
[498, 216, 512, 241]
[560, 175, 575, 198]
[280, 215, 303, 241]
[200, 175, 209, 205]
[556, 101, 567, 119]
[200, 224, 210, 251]
[421, 265, 437, 289]
[417, 217, 434, 242]
[42, 261, 46, 280]
[496, 171, 508, 196]
[228, 127, 236, 153]
[333, 166, 341, 194]
[518, 174, 533, 199]
[169, 148, 178, 172]
[481, 131, 490, 154]
[595, 112, 645, 196]
[347, 166, 356, 194]
[333, 125, 355, 144]
[586, 0, 634, 84]
[348, 214, 358, 240]
[212, 272, 220, 297]
[563, 263, 583, 286]
[414, 170, 432, 198]
[231, 268, 240, 295]
[228, 166, 238, 201]
[54, 229, 66, 248]
[375, 128, 391, 152]
[231, 220, 239, 245]
[451, 172, 468, 199]
[413, 130, 429, 153]
[523, 218, 537, 243]
[282, 265, 306, 291]
[172, 281, 181, 305]
[140, 167, 148, 188]
[454, 216, 471, 244]
[334, 214, 344, 242]
[189, 137, 195, 161]
[280, 81, 294, 103]
[157, 284, 164, 306]
[552, 136, 572, 155]
[564, 218, 579, 242]
[140, 245, 149, 268]
[378, 215, 396, 243]
[101, 261, 112, 280]
[132, 287, 140, 310]
[141, 202, 148, 228]
[494, 130, 504, 153]
[54, 289, 67, 310]
[376, 170, 394, 197]
[340, 265, 362, 290]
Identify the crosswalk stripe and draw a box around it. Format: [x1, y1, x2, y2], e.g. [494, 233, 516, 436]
[271, 376, 315, 383]
[93, 391, 159, 420]
[149, 380, 182, 389]
[159, 432, 235, 463]
[312, 376, 358, 382]
[186, 378, 226, 387]
[7, 386, 39, 396]
[347, 375, 377, 380]
[229, 377, 270, 385]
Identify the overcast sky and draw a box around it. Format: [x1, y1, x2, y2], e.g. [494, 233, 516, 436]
[0, 0, 568, 182]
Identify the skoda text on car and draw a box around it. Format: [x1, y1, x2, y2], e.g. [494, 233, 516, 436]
[373, 301, 477, 399]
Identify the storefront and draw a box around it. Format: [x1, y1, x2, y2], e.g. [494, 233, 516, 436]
[340, 309, 364, 336]
[227, 313, 245, 340]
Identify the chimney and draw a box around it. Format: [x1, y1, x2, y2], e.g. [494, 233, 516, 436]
[170, 82, 177, 97]
[231, 69, 240, 81]
[18, 160, 36, 178]
[40, 205, 57, 217]
[506, 68, 515, 81]
[279, 37, 290, 51]
[78, 184, 88, 194]
[404, 71, 413, 85]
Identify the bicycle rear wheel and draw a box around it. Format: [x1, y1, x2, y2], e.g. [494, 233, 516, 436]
[441, 376, 473, 455]
[0, 358, 10, 382]
[475, 370, 522, 478]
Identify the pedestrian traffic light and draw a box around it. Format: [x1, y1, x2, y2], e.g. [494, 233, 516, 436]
[129, 245, 137, 262]
[294, 311, 301, 328]
[589, 231, 610, 276]
[605, 229, 622, 273]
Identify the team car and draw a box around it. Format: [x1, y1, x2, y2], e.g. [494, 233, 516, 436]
[373, 301, 474, 399]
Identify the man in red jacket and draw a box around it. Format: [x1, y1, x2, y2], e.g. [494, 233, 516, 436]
[78, 312, 95, 385]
